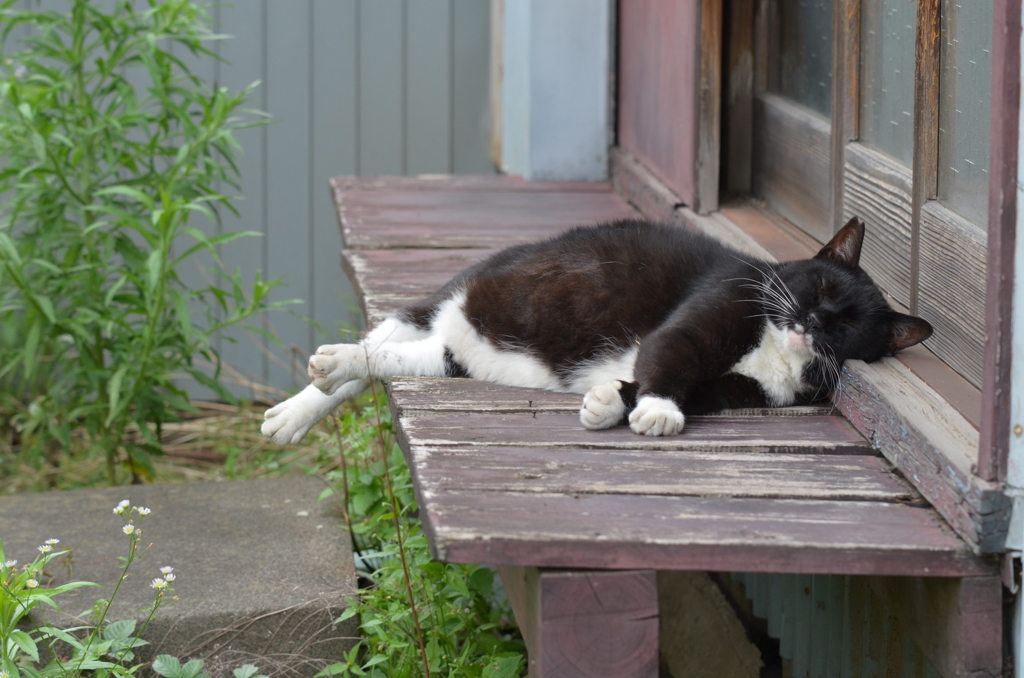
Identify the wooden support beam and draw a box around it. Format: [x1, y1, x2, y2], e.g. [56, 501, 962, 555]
[497, 566, 659, 678]
[867, 575, 1003, 678]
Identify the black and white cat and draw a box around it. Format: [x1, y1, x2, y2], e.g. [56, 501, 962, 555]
[262, 217, 932, 445]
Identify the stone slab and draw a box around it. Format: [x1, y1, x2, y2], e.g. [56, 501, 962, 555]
[0, 476, 358, 674]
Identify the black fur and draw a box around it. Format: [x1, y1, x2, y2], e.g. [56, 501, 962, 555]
[401, 217, 931, 414]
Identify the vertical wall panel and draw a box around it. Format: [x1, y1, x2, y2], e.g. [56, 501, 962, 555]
[453, 0, 499, 173]
[218, 1, 270, 396]
[266, 0, 313, 389]
[311, 0, 358, 347]
[172, 0, 493, 398]
[406, 0, 452, 174]
[359, 0, 405, 175]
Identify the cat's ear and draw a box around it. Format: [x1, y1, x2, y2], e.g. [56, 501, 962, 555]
[888, 313, 933, 353]
[816, 217, 865, 268]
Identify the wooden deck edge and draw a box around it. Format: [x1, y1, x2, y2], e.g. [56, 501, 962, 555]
[611, 147, 1009, 554]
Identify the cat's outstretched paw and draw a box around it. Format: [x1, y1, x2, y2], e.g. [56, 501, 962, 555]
[308, 344, 364, 394]
[580, 381, 626, 430]
[262, 388, 325, 445]
[628, 395, 685, 436]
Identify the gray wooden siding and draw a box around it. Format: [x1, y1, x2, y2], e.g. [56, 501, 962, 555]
[200, 0, 494, 397]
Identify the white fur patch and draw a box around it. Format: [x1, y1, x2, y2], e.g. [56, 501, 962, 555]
[565, 346, 638, 393]
[262, 380, 368, 445]
[628, 395, 685, 436]
[729, 322, 813, 406]
[436, 291, 562, 390]
[580, 380, 626, 429]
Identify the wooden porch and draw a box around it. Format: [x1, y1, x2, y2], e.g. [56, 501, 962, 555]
[331, 173, 1001, 677]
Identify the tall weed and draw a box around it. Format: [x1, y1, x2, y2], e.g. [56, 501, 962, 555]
[0, 0, 280, 486]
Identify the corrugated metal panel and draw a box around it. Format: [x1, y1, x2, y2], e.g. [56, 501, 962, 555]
[731, 573, 943, 678]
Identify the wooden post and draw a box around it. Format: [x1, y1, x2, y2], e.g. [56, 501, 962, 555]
[497, 566, 659, 678]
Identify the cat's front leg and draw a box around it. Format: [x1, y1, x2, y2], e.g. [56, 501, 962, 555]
[308, 343, 368, 395]
[628, 395, 685, 436]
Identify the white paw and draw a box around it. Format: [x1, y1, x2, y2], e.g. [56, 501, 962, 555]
[308, 344, 364, 394]
[261, 388, 325, 445]
[628, 396, 685, 436]
[580, 381, 626, 430]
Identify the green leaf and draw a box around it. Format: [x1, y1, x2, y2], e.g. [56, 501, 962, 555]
[9, 629, 39, 662]
[31, 132, 46, 162]
[180, 659, 207, 678]
[106, 364, 130, 425]
[146, 248, 164, 291]
[232, 665, 261, 678]
[104, 618, 137, 640]
[151, 655, 182, 678]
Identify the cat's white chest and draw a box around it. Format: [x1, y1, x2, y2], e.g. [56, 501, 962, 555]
[729, 322, 812, 406]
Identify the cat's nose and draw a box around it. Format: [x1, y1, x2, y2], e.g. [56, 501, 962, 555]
[806, 312, 822, 331]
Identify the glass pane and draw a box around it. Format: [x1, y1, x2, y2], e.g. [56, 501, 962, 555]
[859, 0, 916, 165]
[937, 0, 993, 225]
[772, 0, 833, 117]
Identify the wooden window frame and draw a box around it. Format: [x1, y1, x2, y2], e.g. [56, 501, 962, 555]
[615, 0, 1022, 552]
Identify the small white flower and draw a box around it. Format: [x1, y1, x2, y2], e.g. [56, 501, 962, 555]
[160, 566, 174, 575]
[44, 538, 59, 545]
[26, 579, 38, 588]
[151, 578, 167, 589]
[118, 499, 130, 508]
[4, 559, 16, 568]
[164, 573, 176, 582]
[122, 524, 135, 535]
[38, 545, 52, 554]
[1, 669, 10, 678]
[113, 506, 125, 515]
[137, 507, 151, 516]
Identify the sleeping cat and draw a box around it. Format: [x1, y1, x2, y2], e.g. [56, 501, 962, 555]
[262, 216, 932, 444]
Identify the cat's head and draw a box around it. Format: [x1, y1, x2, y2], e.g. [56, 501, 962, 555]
[767, 217, 932, 365]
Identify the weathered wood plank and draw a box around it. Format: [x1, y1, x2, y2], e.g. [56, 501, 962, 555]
[341, 248, 493, 300]
[918, 202, 986, 388]
[336, 186, 636, 249]
[406, 444, 916, 502]
[724, 0, 754, 195]
[331, 174, 615, 194]
[398, 412, 872, 455]
[497, 566, 660, 678]
[837, 358, 1009, 552]
[842, 142, 914, 308]
[389, 376, 835, 417]
[618, 0, 700, 205]
[420, 490, 995, 577]
[696, 0, 722, 213]
[753, 94, 832, 242]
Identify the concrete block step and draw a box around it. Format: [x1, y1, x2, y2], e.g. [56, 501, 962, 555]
[1, 476, 358, 676]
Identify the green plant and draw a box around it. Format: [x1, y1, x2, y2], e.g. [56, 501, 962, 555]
[0, 502, 169, 677]
[0, 0, 280, 487]
[313, 391, 525, 678]
[151, 656, 268, 678]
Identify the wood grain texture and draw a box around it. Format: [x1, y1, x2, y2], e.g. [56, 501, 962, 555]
[336, 185, 635, 249]
[724, 0, 754, 195]
[342, 248, 493, 302]
[752, 94, 832, 242]
[609, 147, 685, 224]
[497, 566, 659, 678]
[842, 143, 914, 307]
[617, 0, 700, 205]
[405, 444, 915, 502]
[837, 358, 1009, 552]
[979, 0, 1022, 482]
[331, 174, 614, 194]
[389, 376, 835, 417]
[696, 0, 722, 214]
[398, 412, 872, 455]
[417, 489, 994, 577]
[867, 574, 1003, 678]
[918, 201, 987, 388]
[539, 570, 659, 678]
[909, 0, 941, 315]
